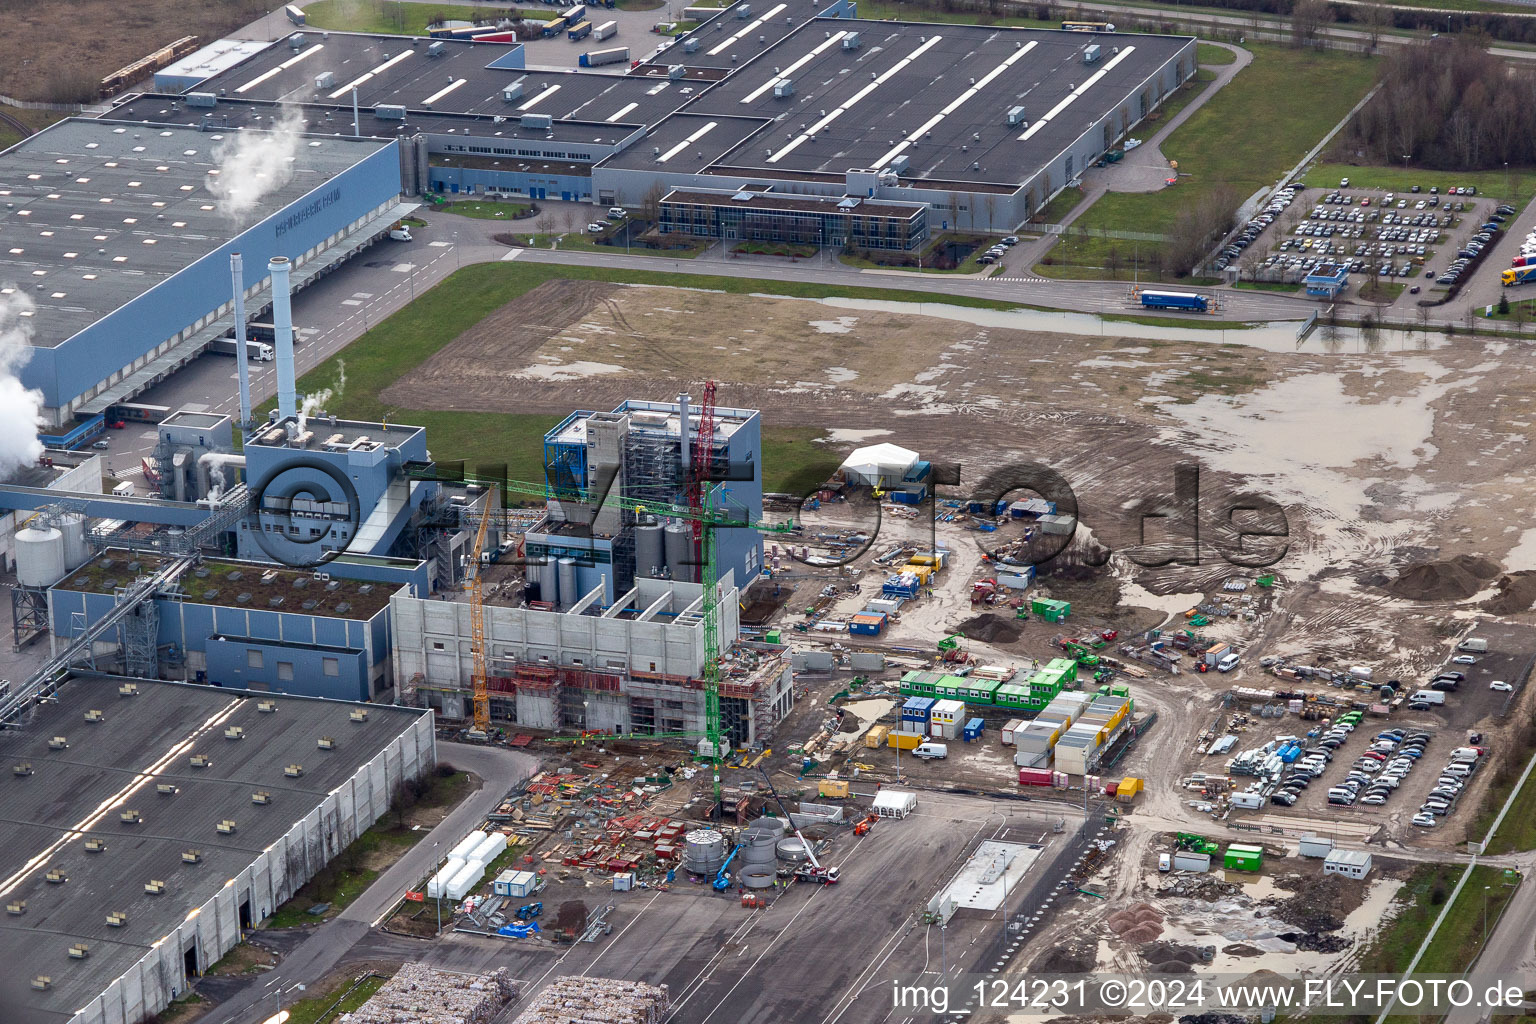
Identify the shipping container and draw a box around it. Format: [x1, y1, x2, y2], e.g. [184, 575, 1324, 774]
[1297, 836, 1334, 859]
[818, 779, 849, 799]
[1116, 777, 1142, 802]
[594, 19, 618, 39]
[865, 725, 890, 748]
[1223, 844, 1263, 872]
[1172, 851, 1210, 872]
[888, 731, 922, 751]
[1018, 767, 1054, 787]
[1001, 719, 1026, 746]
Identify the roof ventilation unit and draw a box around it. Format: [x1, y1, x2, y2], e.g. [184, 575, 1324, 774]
[186, 92, 217, 108]
[252, 791, 272, 805]
[182, 850, 202, 864]
[842, 32, 860, 50]
[69, 944, 90, 960]
[318, 736, 337, 750]
[429, 40, 446, 56]
[84, 838, 106, 853]
[118, 683, 139, 697]
[216, 819, 238, 835]
[520, 113, 551, 129]
[375, 104, 407, 120]
[157, 783, 178, 795]
[190, 754, 211, 768]
[736, 4, 751, 16]
[315, 71, 336, 90]
[119, 810, 141, 825]
[285, 764, 305, 777]
[669, 64, 686, 79]
[107, 911, 127, 927]
[146, 879, 167, 893]
[502, 83, 524, 102]
[683, 37, 700, 52]
[48, 736, 66, 750]
[349, 708, 369, 722]
[290, 32, 306, 48]
[12, 762, 31, 776]
[257, 700, 277, 713]
[45, 868, 66, 884]
[773, 79, 794, 98]
[889, 154, 910, 175]
[1007, 105, 1026, 126]
[84, 709, 104, 722]
[225, 726, 244, 740]
[7, 901, 24, 915]
[31, 977, 49, 991]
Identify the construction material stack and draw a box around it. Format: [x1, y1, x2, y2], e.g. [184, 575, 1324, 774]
[339, 962, 514, 1024]
[511, 976, 668, 1024]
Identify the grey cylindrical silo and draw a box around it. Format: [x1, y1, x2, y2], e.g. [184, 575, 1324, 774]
[635, 519, 665, 580]
[663, 520, 692, 583]
[557, 557, 577, 610]
[539, 557, 559, 606]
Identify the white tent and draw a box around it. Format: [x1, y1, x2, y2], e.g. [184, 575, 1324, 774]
[838, 443, 918, 487]
[871, 789, 917, 818]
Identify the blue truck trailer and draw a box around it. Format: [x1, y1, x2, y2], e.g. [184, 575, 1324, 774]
[1140, 290, 1208, 312]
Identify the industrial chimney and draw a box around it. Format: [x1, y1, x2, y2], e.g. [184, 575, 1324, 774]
[269, 256, 296, 422]
[677, 391, 691, 473]
[229, 253, 252, 430]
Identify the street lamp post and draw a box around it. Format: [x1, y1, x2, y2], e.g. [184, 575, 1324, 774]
[434, 841, 443, 935]
[1483, 885, 1492, 942]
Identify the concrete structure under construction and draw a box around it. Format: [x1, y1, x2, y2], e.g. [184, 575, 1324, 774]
[0, 675, 433, 1024]
[392, 572, 795, 746]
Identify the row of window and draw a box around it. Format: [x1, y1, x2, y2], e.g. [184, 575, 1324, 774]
[441, 143, 591, 161]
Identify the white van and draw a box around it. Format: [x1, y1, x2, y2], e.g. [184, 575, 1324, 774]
[1409, 690, 1446, 705]
[388, 226, 412, 242]
[913, 742, 948, 760]
[1217, 652, 1240, 673]
[1158, 853, 1171, 872]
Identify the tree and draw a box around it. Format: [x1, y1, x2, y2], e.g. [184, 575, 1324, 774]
[1105, 244, 1123, 279]
[1290, 0, 1332, 50]
[639, 182, 666, 225]
[1499, 292, 1511, 315]
[1361, 1, 1388, 51]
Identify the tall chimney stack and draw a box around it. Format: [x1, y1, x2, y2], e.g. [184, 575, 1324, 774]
[230, 253, 253, 430]
[677, 391, 691, 474]
[269, 256, 296, 422]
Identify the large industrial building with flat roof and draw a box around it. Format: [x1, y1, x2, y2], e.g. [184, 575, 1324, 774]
[0, 117, 410, 433]
[98, 0, 1194, 241]
[0, 676, 433, 1024]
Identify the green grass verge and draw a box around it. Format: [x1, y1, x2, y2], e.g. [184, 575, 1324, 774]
[266, 263, 1030, 493]
[1360, 281, 1406, 303]
[838, 232, 1003, 274]
[1100, 313, 1254, 331]
[1197, 42, 1236, 65]
[1361, 864, 1518, 977]
[1032, 189, 1086, 225]
[523, 232, 710, 258]
[1041, 45, 1378, 282]
[281, 974, 388, 1024]
[1232, 280, 1302, 292]
[301, 0, 536, 34]
[440, 200, 532, 221]
[854, 0, 1056, 28]
[1304, 163, 1536, 207]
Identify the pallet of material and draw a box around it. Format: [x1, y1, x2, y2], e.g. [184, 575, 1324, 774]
[511, 976, 668, 1024]
[338, 963, 514, 1024]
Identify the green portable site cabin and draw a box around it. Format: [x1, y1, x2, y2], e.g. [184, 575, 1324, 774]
[994, 683, 1035, 711]
[961, 678, 1002, 704]
[1026, 672, 1064, 707]
[933, 675, 968, 701]
[1031, 597, 1071, 623]
[1224, 844, 1263, 872]
[1044, 657, 1078, 684]
[900, 671, 943, 698]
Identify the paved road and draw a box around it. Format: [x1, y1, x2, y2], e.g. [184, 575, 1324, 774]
[204, 742, 539, 1024]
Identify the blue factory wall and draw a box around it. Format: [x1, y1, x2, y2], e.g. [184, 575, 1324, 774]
[429, 164, 594, 202]
[46, 590, 394, 694]
[205, 636, 370, 701]
[24, 137, 403, 413]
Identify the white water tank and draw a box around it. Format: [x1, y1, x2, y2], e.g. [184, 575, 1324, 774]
[682, 828, 726, 874]
[16, 527, 66, 587]
[58, 513, 89, 569]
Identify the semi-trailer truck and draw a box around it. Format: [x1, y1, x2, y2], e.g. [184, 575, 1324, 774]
[1502, 265, 1536, 286]
[285, 4, 305, 25]
[579, 46, 629, 66]
[568, 20, 593, 40]
[210, 338, 275, 361]
[593, 20, 618, 39]
[1140, 290, 1209, 312]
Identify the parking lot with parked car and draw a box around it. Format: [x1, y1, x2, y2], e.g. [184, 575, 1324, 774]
[1217, 182, 1498, 297]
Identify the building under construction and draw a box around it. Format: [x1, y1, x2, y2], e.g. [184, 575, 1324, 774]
[392, 572, 794, 746]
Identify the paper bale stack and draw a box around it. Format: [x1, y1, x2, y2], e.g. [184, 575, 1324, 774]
[337, 963, 515, 1024]
[511, 976, 669, 1024]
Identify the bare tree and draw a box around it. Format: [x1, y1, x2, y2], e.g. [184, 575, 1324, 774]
[639, 182, 666, 225]
[1105, 244, 1123, 279]
[1360, 1, 1388, 51]
[1290, 0, 1332, 50]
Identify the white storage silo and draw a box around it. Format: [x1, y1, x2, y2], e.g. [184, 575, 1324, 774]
[57, 514, 90, 570]
[738, 828, 777, 889]
[16, 527, 67, 587]
[682, 828, 726, 875]
[776, 836, 811, 863]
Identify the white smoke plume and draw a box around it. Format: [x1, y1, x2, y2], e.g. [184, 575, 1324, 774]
[206, 105, 307, 219]
[298, 360, 346, 434]
[0, 288, 45, 479]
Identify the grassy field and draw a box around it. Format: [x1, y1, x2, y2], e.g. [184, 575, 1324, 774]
[855, 0, 1056, 28]
[440, 200, 533, 221]
[1304, 163, 1536, 207]
[1232, 280, 1302, 292]
[1360, 864, 1518, 977]
[281, 974, 389, 1024]
[269, 263, 1034, 494]
[522, 231, 711, 258]
[302, 0, 536, 34]
[1197, 42, 1236, 65]
[1040, 45, 1378, 281]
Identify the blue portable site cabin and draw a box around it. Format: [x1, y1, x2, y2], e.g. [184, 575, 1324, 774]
[963, 718, 985, 741]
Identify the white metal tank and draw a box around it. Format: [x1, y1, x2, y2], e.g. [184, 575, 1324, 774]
[15, 527, 66, 587]
[538, 558, 559, 606]
[57, 513, 89, 570]
[635, 519, 665, 579]
[663, 521, 692, 583]
[557, 557, 577, 610]
[776, 836, 811, 862]
[682, 828, 726, 875]
[739, 866, 776, 889]
[747, 816, 787, 838]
